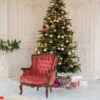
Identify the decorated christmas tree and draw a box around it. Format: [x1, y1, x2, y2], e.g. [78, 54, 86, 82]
[35, 0, 80, 73]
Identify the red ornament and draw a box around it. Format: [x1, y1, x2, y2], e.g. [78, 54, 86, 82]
[52, 80, 60, 88]
[48, 10, 51, 13]
[42, 24, 46, 30]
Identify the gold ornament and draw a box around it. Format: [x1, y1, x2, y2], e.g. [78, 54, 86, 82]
[44, 48, 47, 52]
[44, 43, 47, 46]
[58, 47, 61, 50]
[39, 34, 42, 37]
[57, 35, 60, 38]
[69, 35, 72, 38]
[48, 17, 51, 20]
[61, 35, 64, 39]
[50, 41, 53, 43]
[54, 30, 56, 32]
[60, 57, 63, 60]
[50, 34, 53, 37]
[50, 51, 53, 53]
[58, 62, 62, 65]
[51, 3, 54, 6]
[50, 20, 53, 23]
[66, 40, 69, 43]
[61, 44, 64, 47]
[72, 49, 75, 53]
[46, 24, 48, 27]
[61, 11, 64, 14]
[70, 65, 73, 68]
[61, 48, 64, 51]
[59, 18, 62, 20]
[68, 52, 71, 55]
[62, 27, 65, 29]
[37, 51, 41, 54]
[45, 33, 48, 36]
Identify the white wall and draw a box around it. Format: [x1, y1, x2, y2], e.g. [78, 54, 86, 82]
[7, 0, 49, 78]
[0, 0, 100, 79]
[93, 0, 100, 79]
[0, 0, 9, 78]
[65, 0, 95, 79]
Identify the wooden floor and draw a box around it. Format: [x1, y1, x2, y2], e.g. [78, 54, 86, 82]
[0, 79, 100, 100]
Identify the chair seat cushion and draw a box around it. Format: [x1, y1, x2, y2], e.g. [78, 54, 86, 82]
[20, 75, 47, 85]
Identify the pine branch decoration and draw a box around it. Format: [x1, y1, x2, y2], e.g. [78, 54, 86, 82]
[0, 39, 21, 52]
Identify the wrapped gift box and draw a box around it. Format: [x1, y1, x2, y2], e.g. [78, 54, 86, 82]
[70, 81, 80, 87]
[70, 75, 83, 82]
[57, 73, 85, 88]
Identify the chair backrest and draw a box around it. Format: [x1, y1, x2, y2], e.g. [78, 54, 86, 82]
[37, 53, 57, 76]
[31, 55, 38, 75]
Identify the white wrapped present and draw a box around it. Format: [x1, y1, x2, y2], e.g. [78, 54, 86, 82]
[70, 75, 83, 82]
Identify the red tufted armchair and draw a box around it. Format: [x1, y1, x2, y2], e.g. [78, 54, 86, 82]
[19, 53, 58, 98]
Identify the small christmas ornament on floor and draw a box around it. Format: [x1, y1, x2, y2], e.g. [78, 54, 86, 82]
[0, 96, 4, 100]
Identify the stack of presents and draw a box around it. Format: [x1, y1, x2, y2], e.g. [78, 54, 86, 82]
[52, 73, 88, 89]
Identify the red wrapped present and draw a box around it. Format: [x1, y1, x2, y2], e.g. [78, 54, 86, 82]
[70, 82, 80, 87]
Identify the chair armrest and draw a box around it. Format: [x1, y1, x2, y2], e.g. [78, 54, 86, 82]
[21, 67, 31, 71]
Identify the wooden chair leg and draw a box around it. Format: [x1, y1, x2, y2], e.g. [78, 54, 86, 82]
[19, 83, 23, 95]
[50, 86, 52, 92]
[46, 85, 48, 98]
[37, 87, 39, 91]
[31, 86, 34, 88]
